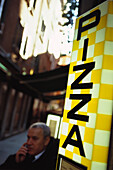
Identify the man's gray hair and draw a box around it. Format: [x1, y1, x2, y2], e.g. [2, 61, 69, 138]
[29, 122, 50, 138]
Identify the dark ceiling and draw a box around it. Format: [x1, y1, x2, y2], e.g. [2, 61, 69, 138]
[79, 0, 106, 15]
[7, 65, 69, 102]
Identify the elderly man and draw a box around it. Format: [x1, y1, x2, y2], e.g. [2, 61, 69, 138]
[0, 122, 59, 170]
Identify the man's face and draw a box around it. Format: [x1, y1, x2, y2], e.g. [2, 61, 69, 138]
[27, 127, 50, 156]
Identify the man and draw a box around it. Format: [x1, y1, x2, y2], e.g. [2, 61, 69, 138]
[0, 122, 59, 170]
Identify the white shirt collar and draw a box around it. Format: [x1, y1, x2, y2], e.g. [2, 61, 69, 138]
[34, 150, 45, 161]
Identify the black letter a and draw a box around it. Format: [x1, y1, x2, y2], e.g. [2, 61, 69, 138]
[62, 125, 85, 157]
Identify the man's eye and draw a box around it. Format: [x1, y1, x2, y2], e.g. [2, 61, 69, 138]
[33, 137, 38, 140]
[27, 136, 30, 140]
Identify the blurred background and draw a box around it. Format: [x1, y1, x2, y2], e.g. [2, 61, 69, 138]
[0, 0, 106, 140]
[1, 0, 113, 169]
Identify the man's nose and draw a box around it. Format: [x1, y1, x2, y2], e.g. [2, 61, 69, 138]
[27, 138, 32, 144]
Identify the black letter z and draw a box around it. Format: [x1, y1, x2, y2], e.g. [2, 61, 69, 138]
[71, 62, 95, 89]
[67, 94, 90, 122]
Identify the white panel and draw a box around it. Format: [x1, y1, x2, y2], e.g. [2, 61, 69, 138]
[65, 98, 72, 110]
[98, 99, 113, 115]
[94, 55, 103, 70]
[87, 45, 95, 58]
[94, 130, 110, 146]
[86, 113, 96, 128]
[84, 142, 93, 160]
[95, 28, 106, 43]
[61, 122, 69, 136]
[66, 144, 74, 152]
[73, 153, 82, 163]
[68, 73, 75, 86]
[71, 50, 78, 62]
[107, 14, 113, 27]
[90, 84, 100, 98]
[104, 41, 113, 55]
[101, 69, 113, 85]
[91, 162, 107, 170]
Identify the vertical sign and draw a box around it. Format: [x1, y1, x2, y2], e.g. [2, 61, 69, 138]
[58, 0, 113, 169]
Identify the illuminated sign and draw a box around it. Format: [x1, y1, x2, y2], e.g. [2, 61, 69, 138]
[0, 63, 8, 72]
[58, 0, 113, 169]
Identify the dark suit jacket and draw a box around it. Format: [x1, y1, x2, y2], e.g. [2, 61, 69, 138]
[0, 137, 59, 170]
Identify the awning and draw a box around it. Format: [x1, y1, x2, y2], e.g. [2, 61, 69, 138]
[10, 65, 69, 102]
[0, 51, 69, 102]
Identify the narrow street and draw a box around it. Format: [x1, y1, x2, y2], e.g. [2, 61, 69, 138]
[0, 131, 27, 165]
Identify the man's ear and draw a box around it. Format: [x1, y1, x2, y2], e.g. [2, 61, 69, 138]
[44, 136, 50, 147]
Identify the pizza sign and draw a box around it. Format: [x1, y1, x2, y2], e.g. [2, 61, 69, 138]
[58, 1, 113, 169]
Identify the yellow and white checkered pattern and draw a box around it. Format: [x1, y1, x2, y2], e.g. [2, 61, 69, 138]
[58, 1, 113, 169]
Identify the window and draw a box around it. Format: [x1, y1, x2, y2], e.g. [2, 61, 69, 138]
[0, 0, 5, 19]
[29, 0, 37, 9]
[12, 18, 24, 59]
[0, 0, 7, 34]
[13, 19, 24, 49]
[23, 37, 28, 55]
[27, 0, 37, 15]
[47, 0, 51, 7]
[39, 20, 46, 43]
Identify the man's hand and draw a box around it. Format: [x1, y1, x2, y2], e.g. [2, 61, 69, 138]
[16, 143, 28, 163]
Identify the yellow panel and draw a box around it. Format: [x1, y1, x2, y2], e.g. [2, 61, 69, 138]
[74, 72, 83, 81]
[105, 28, 113, 41]
[82, 30, 88, 37]
[91, 70, 101, 84]
[108, 1, 113, 14]
[89, 16, 96, 23]
[88, 32, 96, 45]
[75, 17, 79, 29]
[103, 54, 113, 70]
[69, 62, 77, 74]
[59, 134, 67, 147]
[71, 100, 80, 109]
[81, 157, 91, 169]
[84, 57, 94, 63]
[81, 89, 90, 94]
[62, 110, 70, 123]
[99, 84, 113, 100]
[66, 86, 73, 98]
[73, 146, 81, 155]
[77, 121, 86, 127]
[97, 15, 107, 31]
[77, 48, 84, 61]
[92, 145, 109, 162]
[72, 40, 79, 51]
[87, 98, 98, 113]
[94, 42, 104, 56]
[96, 114, 112, 131]
[77, 112, 87, 126]
[65, 150, 73, 160]
[84, 127, 95, 144]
